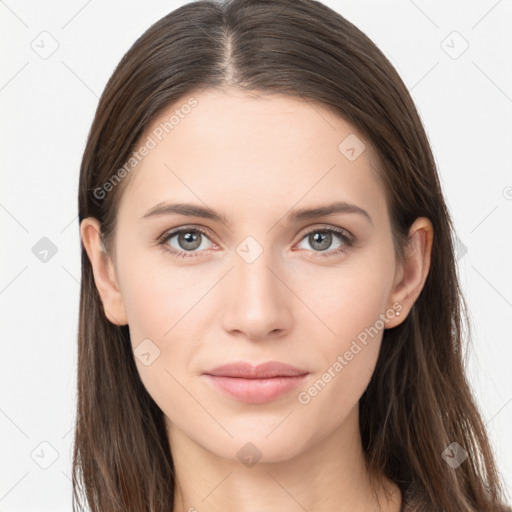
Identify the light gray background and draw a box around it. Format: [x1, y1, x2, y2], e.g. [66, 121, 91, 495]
[1, 0, 511, 510]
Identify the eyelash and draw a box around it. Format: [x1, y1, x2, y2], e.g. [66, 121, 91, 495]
[156, 225, 355, 259]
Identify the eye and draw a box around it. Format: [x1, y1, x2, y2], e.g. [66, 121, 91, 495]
[295, 226, 354, 257]
[157, 224, 355, 260]
[157, 227, 216, 258]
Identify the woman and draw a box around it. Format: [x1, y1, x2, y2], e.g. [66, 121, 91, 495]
[74, 0, 511, 510]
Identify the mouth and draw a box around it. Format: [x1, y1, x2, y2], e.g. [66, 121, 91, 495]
[202, 361, 309, 404]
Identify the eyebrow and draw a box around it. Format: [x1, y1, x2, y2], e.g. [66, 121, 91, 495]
[141, 200, 373, 226]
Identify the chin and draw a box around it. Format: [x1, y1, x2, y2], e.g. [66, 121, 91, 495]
[214, 430, 310, 465]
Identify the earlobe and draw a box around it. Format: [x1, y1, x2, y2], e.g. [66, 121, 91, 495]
[80, 217, 128, 326]
[386, 217, 433, 328]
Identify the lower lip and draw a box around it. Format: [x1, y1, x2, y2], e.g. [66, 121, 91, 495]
[203, 374, 308, 404]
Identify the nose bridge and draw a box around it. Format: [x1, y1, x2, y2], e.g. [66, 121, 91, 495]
[221, 234, 290, 339]
[236, 245, 278, 300]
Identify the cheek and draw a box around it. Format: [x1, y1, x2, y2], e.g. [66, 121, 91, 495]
[295, 253, 394, 343]
[115, 250, 209, 412]
[293, 252, 393, 409]
[294, 283, 387, 444]
[117, 247, 197, 343]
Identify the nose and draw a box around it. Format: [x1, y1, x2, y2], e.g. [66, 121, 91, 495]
[221, 247, 293, 342]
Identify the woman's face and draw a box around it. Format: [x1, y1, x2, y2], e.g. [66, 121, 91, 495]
[91, 88, 411, 463]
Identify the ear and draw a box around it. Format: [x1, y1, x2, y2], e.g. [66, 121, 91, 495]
[386, 217, 433, 328]
[80, 217, 128, 326]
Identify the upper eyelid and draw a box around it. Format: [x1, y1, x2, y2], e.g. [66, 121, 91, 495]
[161, 225, 215, 244]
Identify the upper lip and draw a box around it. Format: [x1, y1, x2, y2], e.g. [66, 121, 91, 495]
[204, 361, 309, 379]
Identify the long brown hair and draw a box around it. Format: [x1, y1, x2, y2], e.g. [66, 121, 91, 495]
[74, 0, 511, 510]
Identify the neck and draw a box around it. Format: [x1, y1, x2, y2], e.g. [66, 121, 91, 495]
[168, 405, 402, 512]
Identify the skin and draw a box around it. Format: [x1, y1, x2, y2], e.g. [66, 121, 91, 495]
[81, 88, 433, 512]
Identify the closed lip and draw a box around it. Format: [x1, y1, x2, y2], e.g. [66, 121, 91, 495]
[203, 361, 309, 378]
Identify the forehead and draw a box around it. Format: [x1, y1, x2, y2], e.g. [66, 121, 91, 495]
[117, 88, 386, 225]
